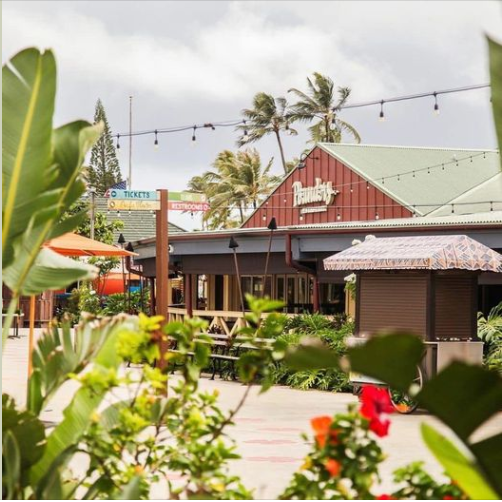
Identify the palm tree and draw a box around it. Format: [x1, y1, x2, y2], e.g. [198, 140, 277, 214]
[288, 73, 361, 144]
[187, 149, 279, 229]
[237, 93, 296, 175]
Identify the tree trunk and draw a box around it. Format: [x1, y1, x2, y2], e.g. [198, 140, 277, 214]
[274, 130, 288, 175]
[238, 203, 244, 223]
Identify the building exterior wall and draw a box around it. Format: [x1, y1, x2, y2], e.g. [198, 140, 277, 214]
[242, 147, 413, 228]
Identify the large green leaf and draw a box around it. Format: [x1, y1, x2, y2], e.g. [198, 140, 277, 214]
[284, 336, 341, 370]
[2, 394, 46, 470]
[488, 37, 502, 163]
[416, 362, 502, 440]
[2, 48, 56, 268]
[421, 423, 498, 500]
[2, 430, 21, 499]
[30, 316, 138, 485]
[471, 433, 502, 496]
[3, 247, 97, 296]
[347, 333, 424, 392]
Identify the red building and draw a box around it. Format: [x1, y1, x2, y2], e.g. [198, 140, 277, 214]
[134, 144, 502, 318]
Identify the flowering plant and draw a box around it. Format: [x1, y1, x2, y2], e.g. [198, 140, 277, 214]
[282, 385, 465, 500]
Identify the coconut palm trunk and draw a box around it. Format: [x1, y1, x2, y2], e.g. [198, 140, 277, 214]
[275, 130, 288, 174]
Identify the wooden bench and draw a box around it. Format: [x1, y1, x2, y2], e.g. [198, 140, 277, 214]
[169, 332, 273, 380]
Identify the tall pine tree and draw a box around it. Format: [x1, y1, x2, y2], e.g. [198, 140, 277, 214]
[88, 99, 123, 194]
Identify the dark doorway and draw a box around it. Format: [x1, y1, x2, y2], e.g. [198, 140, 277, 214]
[215, 275, 224, 310]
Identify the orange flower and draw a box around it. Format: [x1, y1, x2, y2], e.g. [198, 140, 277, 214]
[311, 416, 332, 448]
[325, 458, 341, 477]
[311, 416, 339, 448]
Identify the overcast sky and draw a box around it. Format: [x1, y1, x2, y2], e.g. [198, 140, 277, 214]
[3, 1, 502, 229]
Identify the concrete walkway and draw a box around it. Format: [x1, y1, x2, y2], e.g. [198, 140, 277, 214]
[3, 329, 501, 499]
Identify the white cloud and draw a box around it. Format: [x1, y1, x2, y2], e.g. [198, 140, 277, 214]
[2, 1, 393, 104]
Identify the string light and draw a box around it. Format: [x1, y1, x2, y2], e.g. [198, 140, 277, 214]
[336, 210, 341, 220]
[114, 83, 490, 143]
[192, 126, 197, 145]
[243, 120, 249, 142]
[433, 92, 439, 115]
[116, 133, 121, 150]
[154, 130, 159, 150]
[379, 100, 385, 122]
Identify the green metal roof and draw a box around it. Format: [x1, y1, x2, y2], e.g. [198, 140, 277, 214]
[428, 173, 502, 217]
[318, 144, 501, 216]
[95, 197, 186, 242]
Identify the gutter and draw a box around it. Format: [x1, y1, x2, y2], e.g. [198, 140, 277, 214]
[285, 233, 315, 275]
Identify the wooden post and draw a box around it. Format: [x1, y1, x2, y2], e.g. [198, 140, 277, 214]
[155, 189, 169, 371]
[185, 273, 193, 318]
[149, 277, 156, 316]
[312, 276, 320, 313]
[27, 295, 35, 377]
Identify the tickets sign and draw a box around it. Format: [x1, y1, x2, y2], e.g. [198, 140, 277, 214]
[107, 189, 158, 200]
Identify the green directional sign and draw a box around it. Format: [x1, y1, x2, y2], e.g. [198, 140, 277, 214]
[169, 192, 207, 203]
[106, 189, 206, 203]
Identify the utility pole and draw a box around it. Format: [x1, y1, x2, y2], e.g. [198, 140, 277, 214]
[128, 95, 133, 189]
[89, 186, 96, 240]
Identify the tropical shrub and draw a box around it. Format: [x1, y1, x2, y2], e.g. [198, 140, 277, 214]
[102, 288, 151, 316]
[478, 303, 502, 374]
[273, 313, 353, 392]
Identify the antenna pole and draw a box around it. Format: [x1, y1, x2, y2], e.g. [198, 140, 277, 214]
[128, 96, 133, 189]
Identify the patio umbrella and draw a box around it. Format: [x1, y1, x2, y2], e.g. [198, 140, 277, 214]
[28, 233, 138, 376]
[43, 232, 137, 257]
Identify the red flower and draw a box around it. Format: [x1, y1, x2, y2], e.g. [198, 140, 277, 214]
[325, 458, 341, 477]
[360, 386, 394, 437]
[310, 416, 339, 448]
[443, 496, 455, 500]
[376, 495, 396, 500]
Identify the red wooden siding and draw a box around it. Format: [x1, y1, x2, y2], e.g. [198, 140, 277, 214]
[242, 146, 413, 228]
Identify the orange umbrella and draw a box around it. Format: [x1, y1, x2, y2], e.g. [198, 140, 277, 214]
[27, 233, 138, 377]
[44, 232, 137, 257]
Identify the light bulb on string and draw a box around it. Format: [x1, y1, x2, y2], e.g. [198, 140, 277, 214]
[192, 126, 197, 146]
[116, 134, 121, 151]
[154, 130, 159, 150]
[433, 92, 439, 115]
[336, 210, 341, 221]
[379, 100, 385, 122]
[242, 120, 249, 143]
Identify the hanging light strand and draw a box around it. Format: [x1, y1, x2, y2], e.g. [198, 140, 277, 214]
[113, 83, 490, 141]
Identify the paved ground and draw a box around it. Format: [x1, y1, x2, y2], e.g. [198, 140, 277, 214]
[3, 329, 502, 499]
